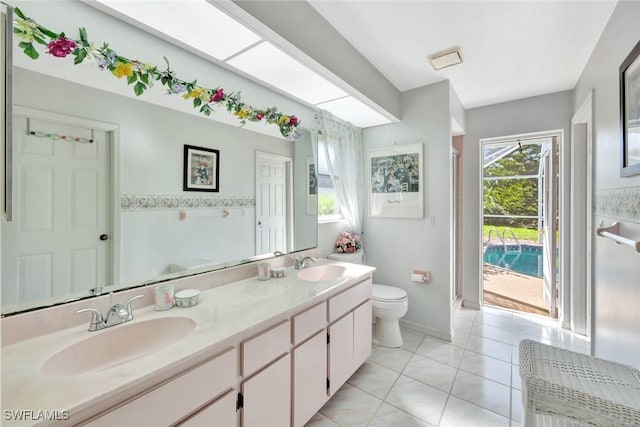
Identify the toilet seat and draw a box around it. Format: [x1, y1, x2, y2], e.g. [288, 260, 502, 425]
[372, 284, 407, 302]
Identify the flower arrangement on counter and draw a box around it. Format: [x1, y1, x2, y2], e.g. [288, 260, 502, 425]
[12, 7, 301, 140]
[334, 231, 362, 254]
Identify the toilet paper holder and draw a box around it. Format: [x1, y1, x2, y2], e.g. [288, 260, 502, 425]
[411, 269, 431, 283]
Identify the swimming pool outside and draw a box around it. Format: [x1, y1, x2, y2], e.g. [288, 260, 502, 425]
[483, 244, 543, 278]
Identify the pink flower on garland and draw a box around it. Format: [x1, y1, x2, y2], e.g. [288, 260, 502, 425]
[210, 88, 224, 103]
[46, 37, 77, 58]
[256, 113, 265, 121]
[289, 116, 299, 126]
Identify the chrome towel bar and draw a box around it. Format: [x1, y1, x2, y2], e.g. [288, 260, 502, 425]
[596, 222, 640, 253]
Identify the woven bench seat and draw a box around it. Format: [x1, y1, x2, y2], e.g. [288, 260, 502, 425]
[519, 339, 640, 426]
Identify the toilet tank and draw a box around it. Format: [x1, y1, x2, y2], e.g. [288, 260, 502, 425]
[327, 251, 363, 264]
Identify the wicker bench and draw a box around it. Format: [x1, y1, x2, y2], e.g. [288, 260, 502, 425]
[519, 339, 640, 427]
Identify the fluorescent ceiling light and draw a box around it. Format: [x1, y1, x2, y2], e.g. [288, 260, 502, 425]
[94, 0, 262, 60]
[316, 96, 392, 128]
[428, 48, 463, 70]
[227, 41, 348, 105]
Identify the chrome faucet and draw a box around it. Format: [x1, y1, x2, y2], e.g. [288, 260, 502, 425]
[76, 292, 144, 331]
[292, 255, 316, 270]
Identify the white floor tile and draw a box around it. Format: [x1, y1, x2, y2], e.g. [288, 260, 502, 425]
[312, 306, 590, 426]
[459, 351, 512, 386]
[415, 337, 465, 368]
[368, 403, 432, 427]
[465, 335, 513, 363]
[475, 311, 513, 331]
[368, 345, 413, 373]
[512, 365, 521, 390]
[472, 323, 513, 345]
[403, 353, 458, 393]
[319, 383, 382, 427]
[451, 328, 471, 348]
[347, 361, 400, 399]
[450, 371, 511, 417]
[384, 375, 449, 426]
[305, 412, 340, 427]
[439, 396, 510, 427]
[400, 328, 426, 352]
[511, 389, 522, 422]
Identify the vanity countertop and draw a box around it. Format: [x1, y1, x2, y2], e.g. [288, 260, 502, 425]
[1, 259, 375, 426]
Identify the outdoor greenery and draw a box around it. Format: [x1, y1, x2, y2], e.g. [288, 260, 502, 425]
[319, 194, 337, 215]
[484, 144, 541, 228]
[483, 225, 539, 243]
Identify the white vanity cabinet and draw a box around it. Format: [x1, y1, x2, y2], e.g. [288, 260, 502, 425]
[178, 390, 237, 427]
[241, 354, 291, 427]
[327, 279, 373, 396]
[292, 303, 328, 427]
[240, 321, 291, 427]
[74, 274, 373, 427]
[84, 348, 237, 426]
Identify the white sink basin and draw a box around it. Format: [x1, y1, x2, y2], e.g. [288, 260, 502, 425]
[40, 317, 196, 378]
[297, 265, 347, 282]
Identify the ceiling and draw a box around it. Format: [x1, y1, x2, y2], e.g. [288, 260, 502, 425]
[308, 0, 618, 109]
[88, 0, 618, 129]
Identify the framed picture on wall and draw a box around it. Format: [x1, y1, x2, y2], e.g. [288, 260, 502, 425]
[368, 143, 424, 218]
[620, 39, 640, 177]
[307, 157, 318, 214]
[183, 145, 220, 192]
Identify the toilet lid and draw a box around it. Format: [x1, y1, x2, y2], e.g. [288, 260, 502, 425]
[372, 284, 407, 301]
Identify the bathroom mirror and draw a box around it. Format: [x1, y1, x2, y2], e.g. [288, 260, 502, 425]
[1, 1, 318, 315]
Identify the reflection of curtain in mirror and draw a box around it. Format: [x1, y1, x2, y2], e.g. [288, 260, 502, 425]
[317, 110, 364, 249]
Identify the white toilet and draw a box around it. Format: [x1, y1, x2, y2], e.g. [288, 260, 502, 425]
[327, 251, 408, 348]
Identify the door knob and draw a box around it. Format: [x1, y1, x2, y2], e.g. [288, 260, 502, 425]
[99, 234, 109, 241]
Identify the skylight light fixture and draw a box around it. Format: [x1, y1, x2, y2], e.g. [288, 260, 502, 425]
[227, 41, 348, 105]
[316, 96, 393, 128]
[428, 47, 463, 71]
[93, 0, 262, 60]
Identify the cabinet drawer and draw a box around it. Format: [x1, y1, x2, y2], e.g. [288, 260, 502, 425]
[179, 390, 237, 427]
[293, 302, 326, 345]
[328, 278, 372, 322]
[242, 320, 290, 376]
[87, 348, 237, 426]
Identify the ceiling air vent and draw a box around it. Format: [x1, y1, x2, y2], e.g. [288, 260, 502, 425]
[428, 47, 463, 70]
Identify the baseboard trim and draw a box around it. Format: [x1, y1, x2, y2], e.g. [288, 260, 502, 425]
[462, 299, 481, 310]
[399, 319, 452, 342]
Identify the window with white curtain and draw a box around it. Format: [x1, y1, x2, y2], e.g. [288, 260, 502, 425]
[317, 135, 344, 222]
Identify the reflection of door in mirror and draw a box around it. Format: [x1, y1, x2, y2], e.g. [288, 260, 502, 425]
[255, 152, 293, 254]
[2, 113, 112, 307]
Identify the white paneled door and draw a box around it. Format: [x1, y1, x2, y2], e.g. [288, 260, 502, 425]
[1, 116, 111, 305]
[255, 152, 291, 255]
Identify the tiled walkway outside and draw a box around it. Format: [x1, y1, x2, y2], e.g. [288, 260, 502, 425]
[483, 264, 549, 317]
[308, 306, 590, 427]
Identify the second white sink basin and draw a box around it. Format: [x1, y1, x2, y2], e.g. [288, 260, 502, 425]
[40, 317, 196, 378]
[297, 264, 347, 282]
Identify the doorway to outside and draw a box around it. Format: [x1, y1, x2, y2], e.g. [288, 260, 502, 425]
[481, 132, 561, 318]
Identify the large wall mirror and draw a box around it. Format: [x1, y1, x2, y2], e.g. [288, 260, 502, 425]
[1, 1, 318, 315]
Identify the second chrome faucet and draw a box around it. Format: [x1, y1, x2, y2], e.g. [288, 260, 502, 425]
[76, 292, 144, 331]
[291, 255, 316, 270]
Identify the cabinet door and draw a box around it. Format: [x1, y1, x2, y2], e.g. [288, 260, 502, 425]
[180, 390, 237, 427]
[328, 312, 353, 396]
[293, 331, 328, 427]
[353, 300, 372, 368]
[242, 354, 291, 427]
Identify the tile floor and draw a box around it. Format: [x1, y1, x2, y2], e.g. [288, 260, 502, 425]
[308, 305, 591, 427]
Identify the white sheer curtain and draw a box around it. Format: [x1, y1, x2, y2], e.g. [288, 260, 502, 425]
[317, 110, 364, 241]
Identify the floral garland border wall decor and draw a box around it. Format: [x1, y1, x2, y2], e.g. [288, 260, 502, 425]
[12, 7, 301, 140]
